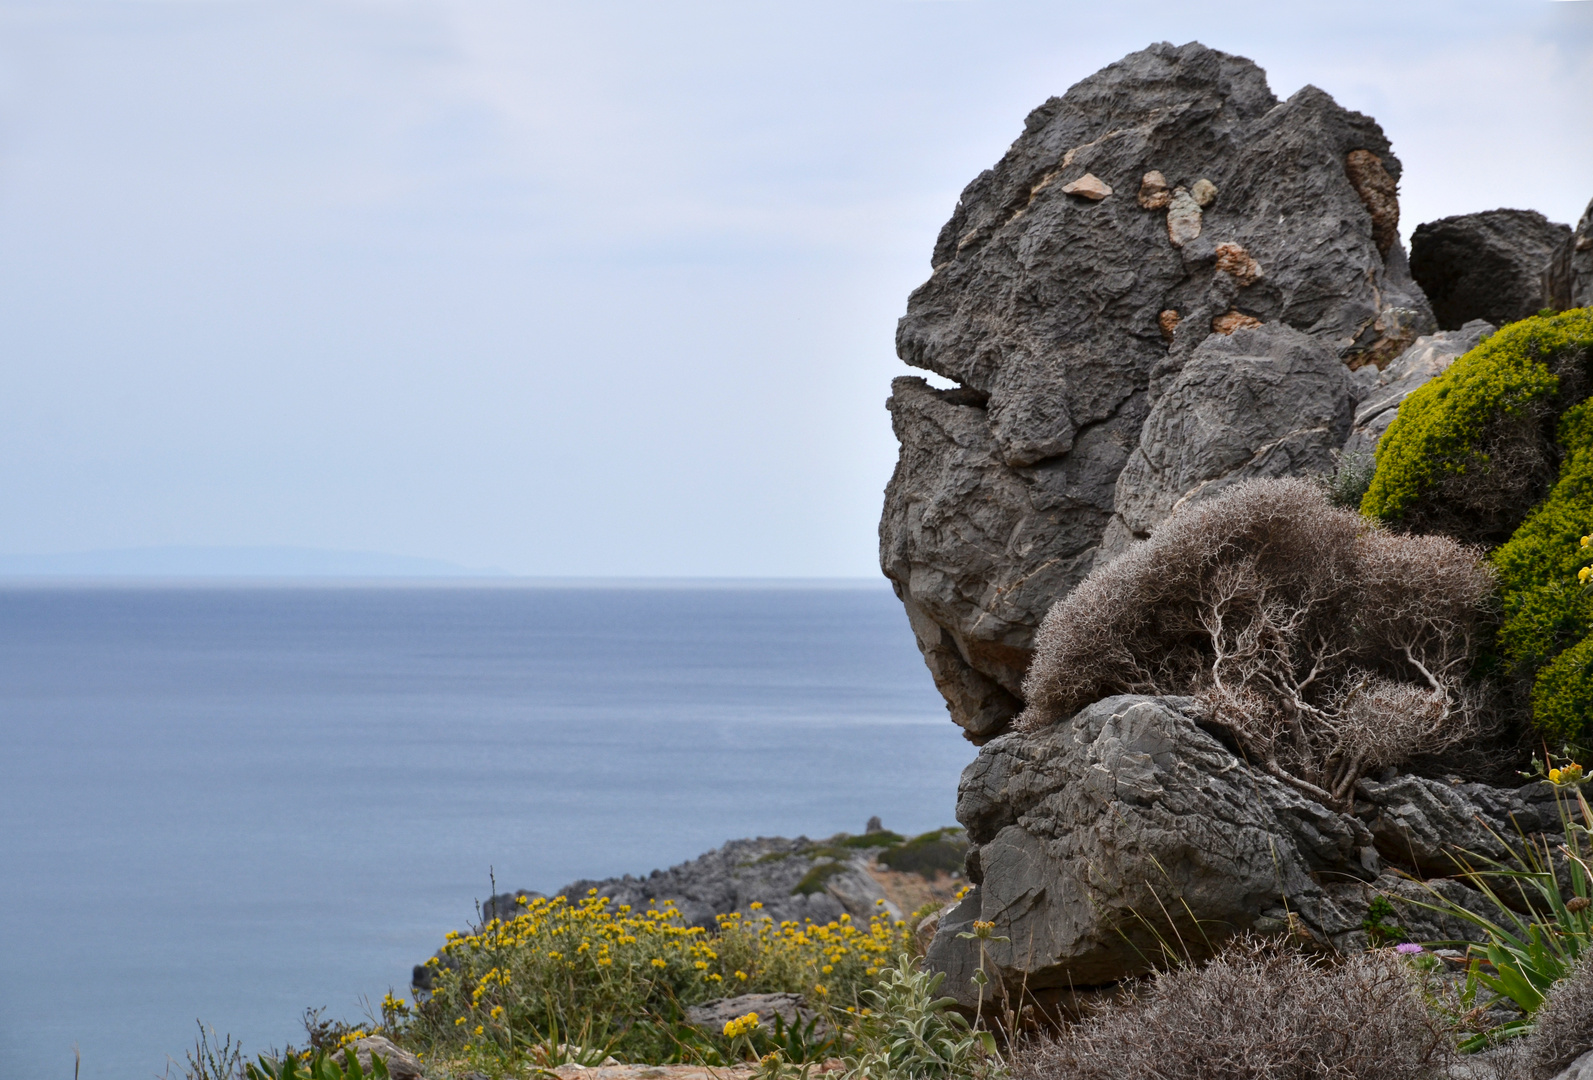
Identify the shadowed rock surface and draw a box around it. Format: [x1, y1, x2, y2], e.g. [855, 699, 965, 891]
[927, 695, 1377, 1005]
[1410, 209, 1572, 329]
[1110, 323, 1354, 544]
[881, 41, 1434, 741]
[926, 694, 1558, 1006]
[1341, 320, 1495, 459]
[1546, 197, 1593, 313]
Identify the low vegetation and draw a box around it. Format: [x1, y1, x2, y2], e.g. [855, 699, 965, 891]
[1018, 478, 1495, 807]
[1012, 939, 1455, 1080]
[1361, 308, 1593, 543]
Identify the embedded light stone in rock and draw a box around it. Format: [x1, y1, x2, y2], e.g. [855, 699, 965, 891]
[882, 41, 1437, 739]
[1214, 242, 1262, 286]
[1137, 170, 1170, 209]
[1210, 310, 1262, 335]
[1344, 149, 1401, 255]
[1190, 177, 1218, 207]
[1165, 186, 1203, 247]
[1060, 173, 1113, 200]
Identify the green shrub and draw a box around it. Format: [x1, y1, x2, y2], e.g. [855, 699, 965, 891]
[1488, 400, 1593, 743]
[1361, 309, 1593, 540]
[875, 829, 968, 880]
[1531, 636, 1593, 744]
[406, 892, 909, 1065]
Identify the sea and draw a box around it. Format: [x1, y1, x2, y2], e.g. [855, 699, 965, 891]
[0, 581, 974, 1079]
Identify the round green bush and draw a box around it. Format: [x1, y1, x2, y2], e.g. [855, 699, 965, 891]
[1532, 634, 1593, 745]
[1361, 308, 1593, 744]
[1491, 400, 1593, 743]
[1360, 309, 1593, 533]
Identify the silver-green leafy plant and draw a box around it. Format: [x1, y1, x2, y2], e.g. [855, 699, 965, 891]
[843, 953, 997, 1080]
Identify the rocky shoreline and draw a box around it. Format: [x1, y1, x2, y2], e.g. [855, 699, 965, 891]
[414, 822, 968, 991]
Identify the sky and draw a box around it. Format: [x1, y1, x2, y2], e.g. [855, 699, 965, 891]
[0, 1, 1589, 578]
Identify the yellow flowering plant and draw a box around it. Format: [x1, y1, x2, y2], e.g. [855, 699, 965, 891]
[405, 890, 911, 1065]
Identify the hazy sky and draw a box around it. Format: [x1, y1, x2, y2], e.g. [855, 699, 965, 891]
[0, 1, 1589, 576]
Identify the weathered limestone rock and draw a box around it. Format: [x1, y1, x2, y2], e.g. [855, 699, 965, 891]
[924, 694, 1554, 1004]
[1344, 148, 1400, 255]
[1110, 324, 1355, 556]
[555, 836, 901, 929]
[926, 695, 1378, 1004]
[333, 1037, 424, 1080]
[1356, 772, 1562, 878]
[1546, 196, 1593, 312]
[1411, 209, 1572, 329]
[1341, 320, 1495, 459]
[684, 993, 814, 1034]
[881, 41, 1436, 739]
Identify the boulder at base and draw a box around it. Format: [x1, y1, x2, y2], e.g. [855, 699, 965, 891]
[881, 41, 1434, 742]
[926, 694, 1554, 1008]
[927, 695, 1378, 1005]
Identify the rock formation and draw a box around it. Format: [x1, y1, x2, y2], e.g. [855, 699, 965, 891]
[1410, 209, 1572, 329]
[926, 694, 1553, 1009]
[1341, 320, 1495, 459]
[1546, 197, 1593, 313]
[1110, 323, 1354, 542]
[880, 41, 1435, 741]
[501, 836, 904, 930]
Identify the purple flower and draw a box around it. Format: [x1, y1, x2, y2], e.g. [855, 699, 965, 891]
[1395, 943, 1424, 954]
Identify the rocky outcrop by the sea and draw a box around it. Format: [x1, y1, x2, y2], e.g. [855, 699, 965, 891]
[415, 824, 966, 990]
[878, 39, 1592, 1015]
[880, 41, 1437, 743]
[880, 40, 1587, 745]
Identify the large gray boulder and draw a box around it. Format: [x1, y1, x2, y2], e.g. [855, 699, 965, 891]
[881, 41, 1435, 741]
[1341, 320, 1495, 459]
[1545, 196, 1593, 313]
[926, 695, 1378, 1005]
[1410, 209, 1572, 329]
[925, 694, 1556, 1007]
[1110, 322, 1354, 544]
[1356, 772, 1563, 879]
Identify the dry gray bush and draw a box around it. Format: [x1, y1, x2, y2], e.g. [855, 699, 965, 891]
[1018, 478, 1496, 808]
[1012, 940, 1454, 1080]
[1529, 954, 1593, 1078]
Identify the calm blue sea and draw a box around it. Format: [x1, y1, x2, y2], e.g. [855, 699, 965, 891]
[0, 583, 972, 1079]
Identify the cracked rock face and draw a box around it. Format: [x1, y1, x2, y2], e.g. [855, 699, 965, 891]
[1340, 320, 1495, 459]
[1110, 323, 1354, 544]
[881, 41, 1435, 740]
[926, 696, 1379, 1003]
[1546, 196, 1593, 313]
[926, 694, 1557, 1004]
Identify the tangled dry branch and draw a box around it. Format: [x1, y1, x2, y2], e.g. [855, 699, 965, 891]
[1018, 479, 1496, 808]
